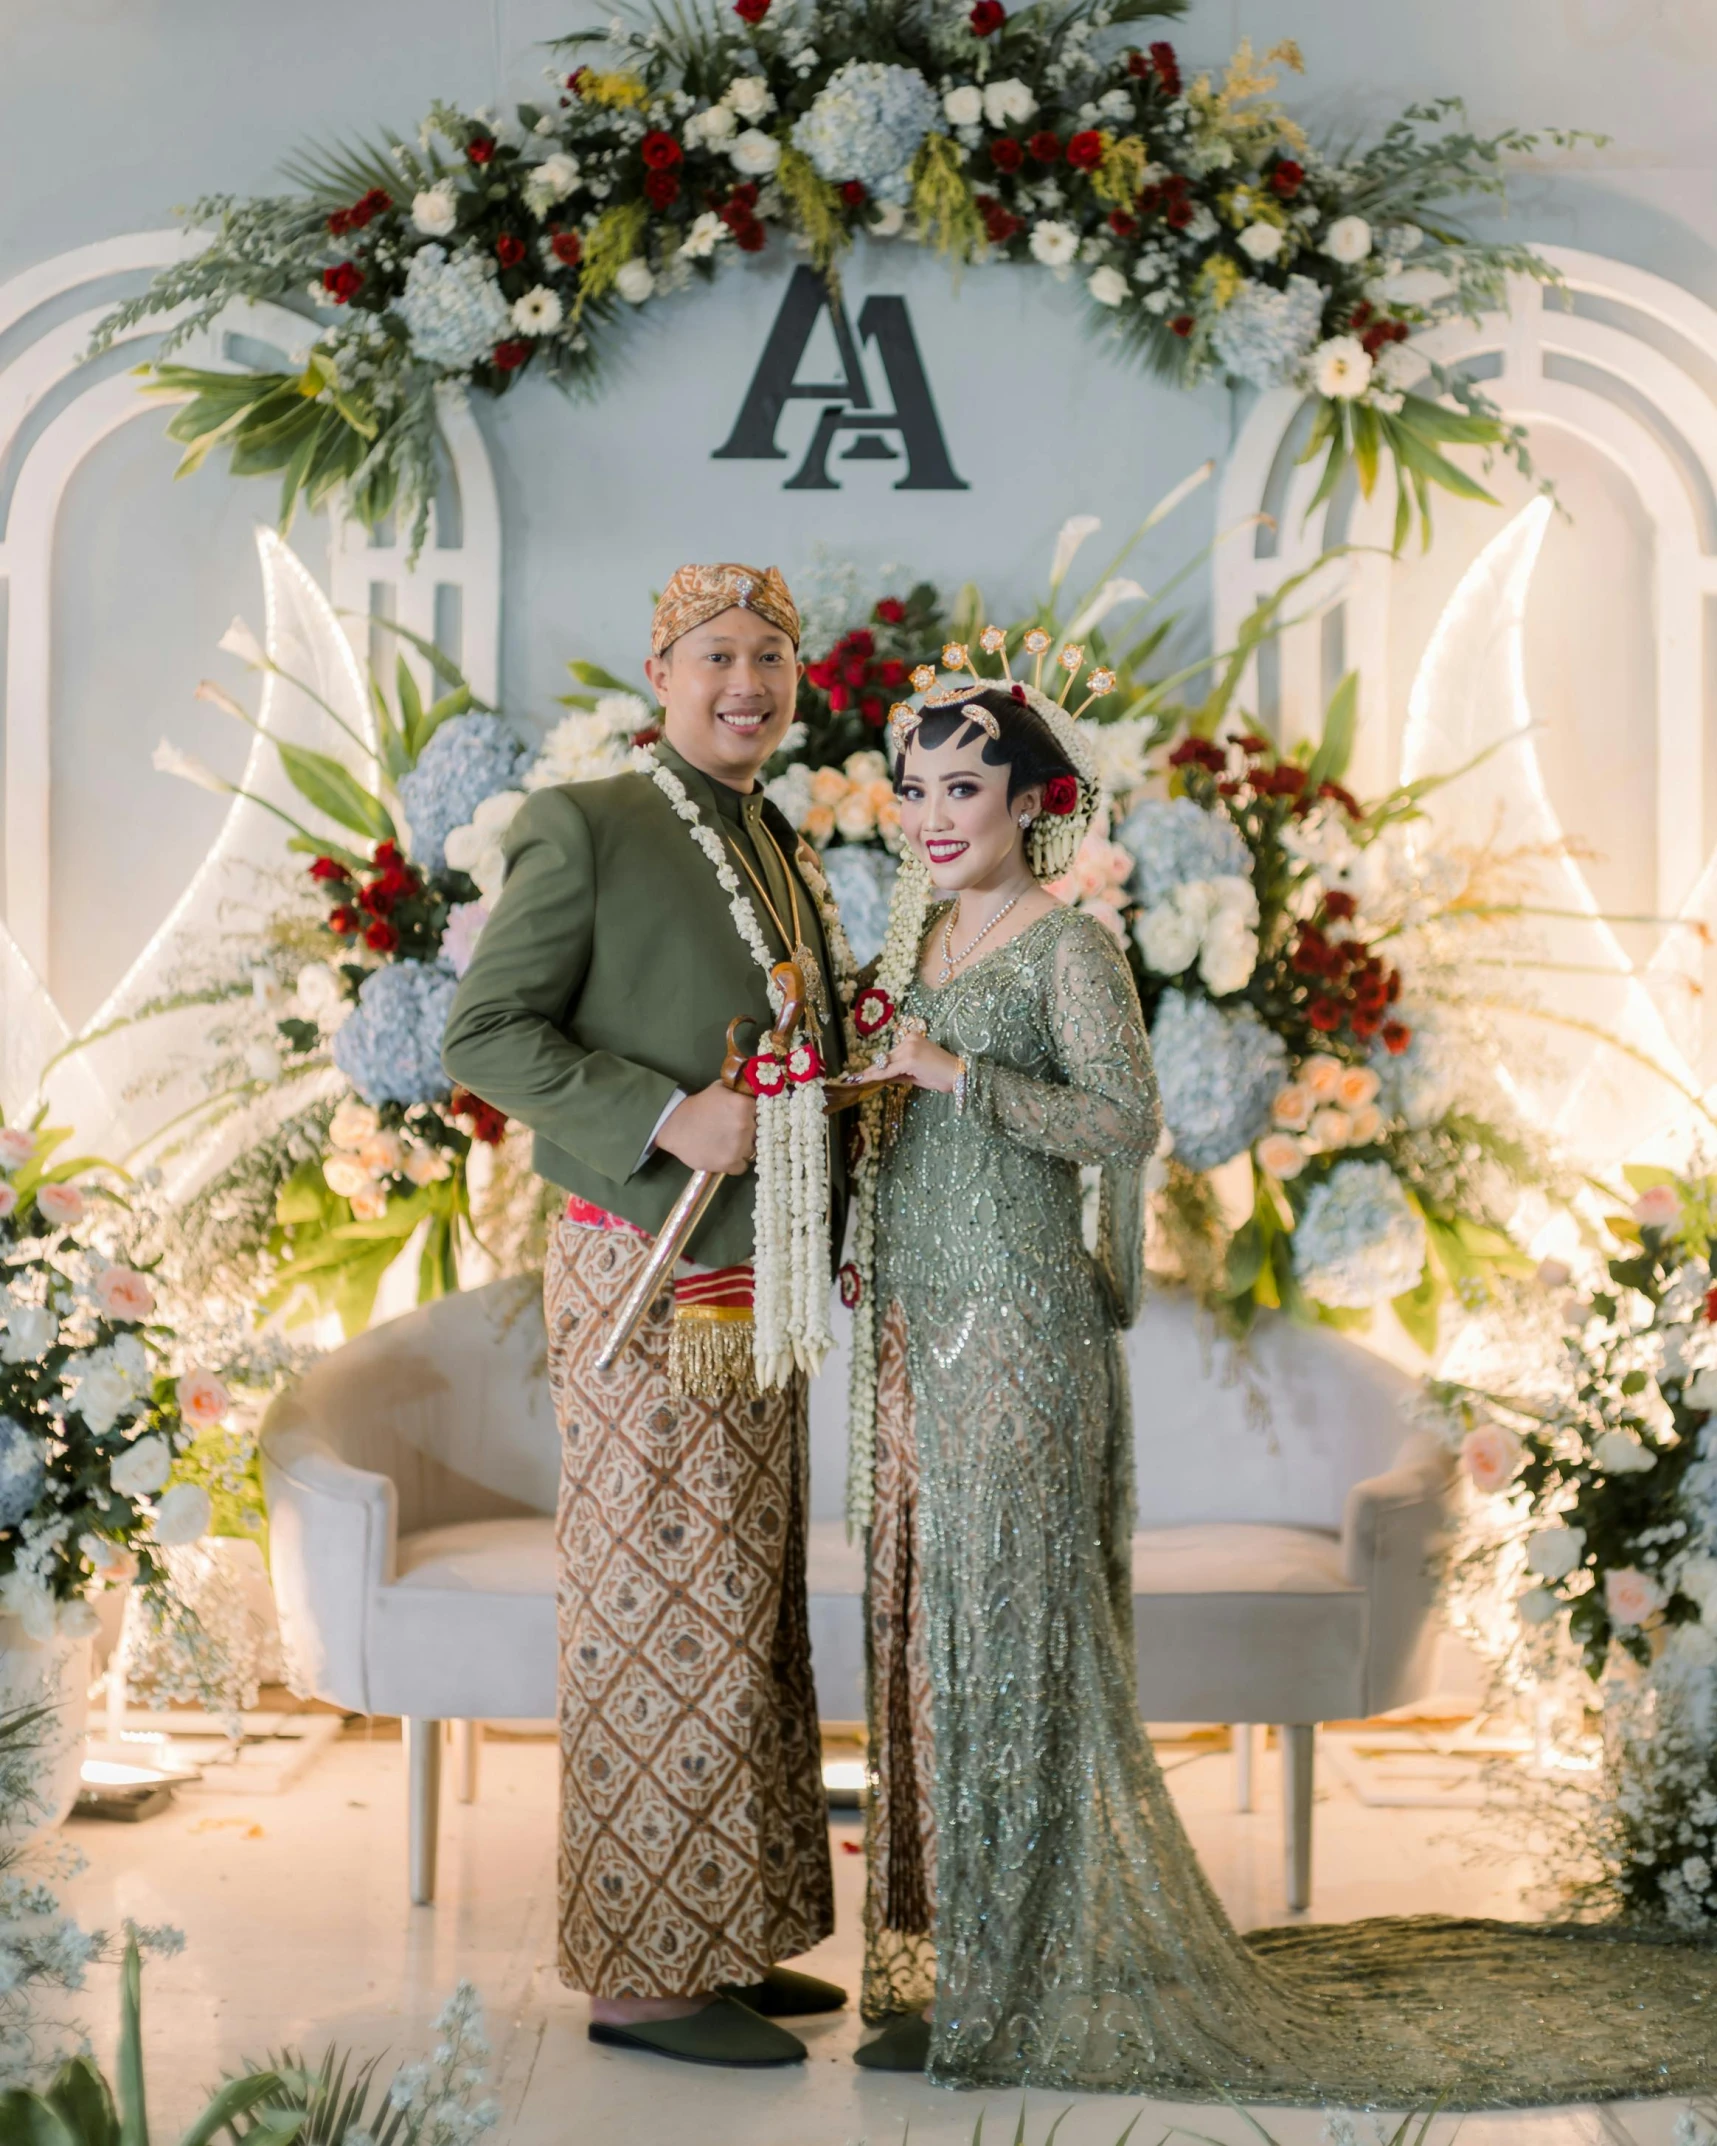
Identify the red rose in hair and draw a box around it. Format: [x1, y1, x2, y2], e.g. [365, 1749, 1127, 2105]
[969, 0, 1006, 31]
[328, 905, 359, 935]
[495, 234, 526, 267]
[1042, 774, 1081, 816]
[840, 180, 868, 206]
[733, 0, 771, 21]
[644, 170, 680, 208]
[1149, 40, 1181, 94]
[1381, 1020, 1412, 1056]
[874, 597, 906, 624]
[1026, 130, 1062, 164]
[1108, 210, 1137, 239]
[308, 856, 349, 883]
[549, 229, 583, 266]
[838, 1262, 863, 1311]
[640, 131, 683, 170]
[1066, 130, 1104, 172]
[989, 136, 1024, 173]
[466, 137, 496, 164]
[492, 340, 530, 371]
[1307, 997, 1342, 1033]
[1269, 158, 1304, 198]
[1169, 314, 1194, 338]
[364, 919, 399, 955]
[321, 262, 364, 304]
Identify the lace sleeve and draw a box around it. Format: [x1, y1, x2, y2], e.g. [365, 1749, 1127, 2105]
[963, 915, 1160, 1167]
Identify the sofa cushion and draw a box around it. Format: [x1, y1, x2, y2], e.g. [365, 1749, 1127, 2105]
[393, 1516, 557, 1595]
[1131, 1522, 1357, 1597]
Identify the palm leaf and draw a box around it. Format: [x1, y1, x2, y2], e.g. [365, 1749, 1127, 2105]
[278, 135, 415, 208]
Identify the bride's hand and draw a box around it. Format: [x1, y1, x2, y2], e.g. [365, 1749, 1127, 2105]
[873, 1032, 964, 1093]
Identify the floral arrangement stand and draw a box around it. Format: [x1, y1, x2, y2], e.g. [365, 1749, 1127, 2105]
[92, 6, 1593, 553]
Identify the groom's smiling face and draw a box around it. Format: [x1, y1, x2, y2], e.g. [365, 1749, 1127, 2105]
[645, 607, 802, 791]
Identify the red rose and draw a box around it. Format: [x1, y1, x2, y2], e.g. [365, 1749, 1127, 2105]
[549, 229, 583, 266]
[1126, 49, 1150, 76]
[989, 136, 1024, 172]
[853, 985, 895, 1037]
[492, 340, 530, 370]
[1026, 130, 1062, 164]
[1168, 738, 1224, 773]
[838, 1262, 863, 1311]
[321, 262, 364, 304]
[1350, 301, 1374, 330]
[730, 182, 760, 209]
[828, 684, 851, 713]
[1318, 780, 1361, 817]
[1270, 158, 1304, 199]
[859, 695, 886, 727]
[1234, 733, 1271, 755]
[874, 597, 906, 624]
[841, 657, 869, 688]
[1108, 210, 1137, 239]
[365, 919, 399, 955]
[840, 180, 868, 206]
[451, 1088, 508, 1145]
[1307, 997, 1341, 1033]
[1149, 40, 1181, 94]
[565, 68, 588, 94]
[969, 0, 1006, 31]
[743, 1052, 788, 1097]
[327, 208, 354, 237]
[977, 195, 1023, 244]
[843, 629, 875, 658]
[1361, 323, 1389, 357]
[308, 856, 349, 883]
[1382, 1021, 1412, 1056]
[878, 659, 907, 687]
[1351, 1009, 1382, 1041]
[1169, 314, 1194, 337]
[1705, 1283, 1717, 1323]
[466, 137, 496, 165]
[1323, 890, 1357, 922]
[644, 169, 680, 208]
[1042, 773, 1080, 816]
[373, 841, 401, 868]
[1164, 196, 1194, 232]
[733, 0, 770, 20]
[733, 215, 768, 253]
[640, 131, 683, 170]
[328, 905, 359, 935]
[330, 187, 390, 237]
[805, 659, 839, 690]
[495, 234, 526, 267]
[1066, 130, 1104, 171]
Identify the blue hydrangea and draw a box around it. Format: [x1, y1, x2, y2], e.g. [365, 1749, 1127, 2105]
[821, 845, 899, 967]
[0, 1417, 44, 1530]
[1210, 274, 1327, 388]
[792, 62, 939, 206]
[398, 715, 530, 871]
[393, 244, 511, 370]
[1149, 988, 1285, 1172]
[1370, 1009, 1460, 1130]
[1116, 796, 1252, 911]
[1292, 1159, 1427, 1309]
[333, 962, 459, 1106]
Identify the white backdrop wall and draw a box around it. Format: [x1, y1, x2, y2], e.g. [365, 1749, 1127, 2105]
[4, 0, 1717, 1026]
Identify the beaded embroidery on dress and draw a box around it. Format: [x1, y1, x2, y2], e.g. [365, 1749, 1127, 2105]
[861, 901, 1717, 2104]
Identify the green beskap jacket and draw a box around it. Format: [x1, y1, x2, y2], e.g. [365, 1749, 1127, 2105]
[441, 744, 848, 1270]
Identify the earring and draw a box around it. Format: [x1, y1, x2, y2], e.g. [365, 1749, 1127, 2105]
[1019, 812, 1034, 829]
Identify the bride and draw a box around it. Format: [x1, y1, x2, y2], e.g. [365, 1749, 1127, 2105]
[840, 642, 1717, 2101]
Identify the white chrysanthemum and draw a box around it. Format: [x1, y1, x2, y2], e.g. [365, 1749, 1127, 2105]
[680, 210, 728, 259]
[983, 77, 1037, 127]
[792, 60, 937, 206]
[411, 184, 459, 237]
[1292, 1158, 1427, 1309]
[521, 695, 643, 792]
[1313, 334, 1373, 400]
[1323, 213, 1373, 264]
[394, 244, 511, 369]
[1087, 265, 1129, 307]
[1237, 221, 1285, 262]
[615, 259, 656, 304]
[511, 286, 564, 335]
[1030, 221, 1079, 268]
[444, 791, 527, 902]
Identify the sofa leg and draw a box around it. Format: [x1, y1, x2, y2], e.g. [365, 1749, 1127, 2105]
[452, 1719, 482, 1805]
[1282, 1723, 1314, 1912]
[1233, 1723, 1255, 1812]
[407, 1717, 442, 1905]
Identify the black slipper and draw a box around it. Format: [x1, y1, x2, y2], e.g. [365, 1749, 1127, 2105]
[853, 2013, 931, 2071]
[718, 1964, 848, 2016]
[587, 1995, 806, 2067]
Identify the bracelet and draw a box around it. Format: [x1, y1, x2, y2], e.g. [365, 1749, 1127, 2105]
[952, 1057, 969, 1117]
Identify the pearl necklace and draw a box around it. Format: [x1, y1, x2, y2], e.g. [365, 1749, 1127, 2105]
[937, 888, 1029, 984]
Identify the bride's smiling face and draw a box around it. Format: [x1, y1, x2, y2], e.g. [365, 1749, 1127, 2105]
[897, 723, 1042, 891]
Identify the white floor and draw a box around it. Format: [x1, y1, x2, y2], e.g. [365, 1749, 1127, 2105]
[59, 1724, 1705, 2146]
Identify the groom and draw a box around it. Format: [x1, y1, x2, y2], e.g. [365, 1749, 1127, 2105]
[442, 563, 846, 2069]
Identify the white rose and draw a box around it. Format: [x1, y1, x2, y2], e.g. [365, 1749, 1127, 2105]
[0, 1578, 55, 1644]
[983, 78, 1037, 127]
[729, 129, 781, 177]
[1309, 1107, 1353, 1150]
[1313, 334, 1374, 401]
[726, 75, 775, 122]
[696, 103, 737, 143]
[245, 1042, 282, 1085]
[324, 1156, 369, 1200]
[944, 85, 984, 127]
[1198, 917, 1257, 998]
[71, 1365, 136, 1437]
[1184, 205, 1219, 244]
[1, 1303, 58, 1363]
[533, 151, 580, 202]
[403, 1147, 451, 1186]
[110, 1433, 172, 1499]
[58, 1597, 100, 1641]
[294, 961, 343, 1017]
[1029, 221, 1079, 269]
[1237, 222, 1284, 262]
[1594, 1430, 1657, 1476]
[1322, 214, 1373, 264]
[1525, 1526, 1586, 1582]
[1605, 1565, 1666, 1629]
[1134, 897, 1202, 977]
[1686, 1364, 1717, 1411]
[329, 1099, 379, 1150]
[1087, 266, 1129, 308]
[153, 1482, 213, 1549]
[1517, 1587, 1561, 1628]
[615, 259, 656, 305]
[411, 184, 459, 238]
[1678, 1557, 1717, 1617]
[350, 1185, 389, 1222]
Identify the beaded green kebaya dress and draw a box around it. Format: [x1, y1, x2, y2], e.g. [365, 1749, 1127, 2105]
[860, 901, 1717, 2105]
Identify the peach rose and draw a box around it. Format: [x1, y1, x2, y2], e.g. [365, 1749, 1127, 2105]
[875, 798, 902, 841]
[350, 1185, 389, 1221]
[0, 1128, 33, 1171]
[358, 1131, 405, 1178]
[863, 780, 896, 813]
[177, 1368, 231, 1428]
[35, 1182, 86, 1227]
[1633, 1184, 1681, 1232]
[1336, 1065, 1380, 1110]
[329, 1100, 380, 1151]
[802, 804, 836, 847]
[324, 1156, 369, 1200]
[95, 1267, 156, 1323]
[1272, 1084, 1314, 1131]
[1256, 1132, 1306, 1180]
[0, 1186, 15, 1221]
[1309, 1107, 1353, 1149]
[1604, 1566, 1666, 1628]
[834, 790, 877, 841]
[1302, 1054, 1343, 1101]
[1347, 1104, 1383, 1146]
[1461, 1422, 1524, 1494]
[809, 766, 849, 808]
[403, 1147, 450, 1186]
